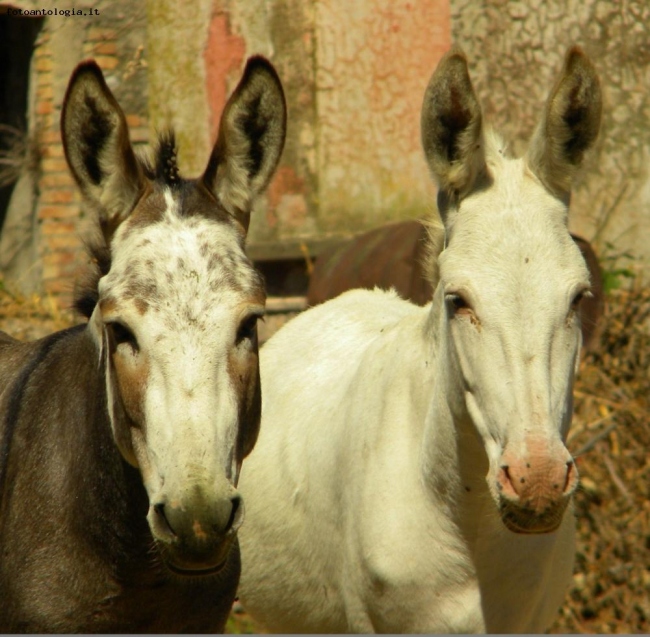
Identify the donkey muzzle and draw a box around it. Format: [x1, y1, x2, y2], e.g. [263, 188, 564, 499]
[149, 487, 244, 575]
[495, 438, 578, 534]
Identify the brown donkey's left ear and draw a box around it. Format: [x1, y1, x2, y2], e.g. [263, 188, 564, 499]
[62, 60, 145, 242]
[202, 56, 287, 233]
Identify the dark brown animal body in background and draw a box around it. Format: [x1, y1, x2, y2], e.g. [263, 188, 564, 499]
[0, 56, 286, 633]
[308, 220, 604, 349]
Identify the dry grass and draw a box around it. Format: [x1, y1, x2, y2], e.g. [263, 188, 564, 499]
[1, 280, 647, 634]
[551, 283, 650, 634]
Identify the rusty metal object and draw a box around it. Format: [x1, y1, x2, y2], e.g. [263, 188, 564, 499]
[307, 220, 604, 349]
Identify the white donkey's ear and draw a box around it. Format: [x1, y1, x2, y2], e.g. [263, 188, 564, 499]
[420, 47, 484, 199]
[526, 47, 602, 197]
[62, 60, 145, 242]
[202, 56, 287, 233]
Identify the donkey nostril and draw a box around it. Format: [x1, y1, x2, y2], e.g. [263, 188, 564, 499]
[564, 460, 575, 492]
[153, 502, 177, 538]
[224, 495, 243, 534]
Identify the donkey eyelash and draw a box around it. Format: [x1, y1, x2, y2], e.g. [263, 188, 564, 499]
[445, 293, 471, 312]
[107, 321, 139, 350]
[236, 314, 262, 344]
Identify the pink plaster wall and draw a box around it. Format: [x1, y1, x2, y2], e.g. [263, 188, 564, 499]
[204, 10, 246, 142]
[202, 0, 452, 247]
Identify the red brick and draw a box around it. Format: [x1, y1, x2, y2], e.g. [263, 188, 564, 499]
[92, 41, 118, 55]
[42, 143, 65, 158]
[42, 249, 78, 266]
[37, 71, 53, 87]
[36, 100, 53, 115]
[41, 158, 69, 173]
[40, 173, 75, 189]
[36, 85, 54, 100]
[39, 130, 61, 144]
[37, 114, 56, 130]
[34, 57, 53, 72]
[40, 189, 75, 204]
[95, 56, 119, 71]
[44, 236, 83, 252]
[40, 220, 77, 235]
[39, 204, 81, 220]
[126, 113, 146, 127]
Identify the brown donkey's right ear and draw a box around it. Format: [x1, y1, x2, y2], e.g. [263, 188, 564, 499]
[62, 60, 145, 242]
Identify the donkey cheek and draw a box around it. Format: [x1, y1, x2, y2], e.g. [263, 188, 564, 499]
[113, 354, 149, 427]
[228, 350, 261, 461]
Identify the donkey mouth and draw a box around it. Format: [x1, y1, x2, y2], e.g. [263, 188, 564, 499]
[499, 501, 568, 535]
[157, 536, 235, 578]
[164, 557, 229, 577]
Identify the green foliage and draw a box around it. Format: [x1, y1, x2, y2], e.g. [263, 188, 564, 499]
[225, 610, 262, 634]
[599, 241, 638, 294]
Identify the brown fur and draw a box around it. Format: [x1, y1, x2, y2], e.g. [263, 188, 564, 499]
[0, 54, 286, 633]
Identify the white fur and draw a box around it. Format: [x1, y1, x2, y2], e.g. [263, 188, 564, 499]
[238, 49, 600, 632]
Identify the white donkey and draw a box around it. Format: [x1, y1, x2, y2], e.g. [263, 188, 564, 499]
[237, 46, 601, 633]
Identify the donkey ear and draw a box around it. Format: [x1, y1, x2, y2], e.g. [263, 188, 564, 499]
[420, 47, 484, 198]
[202, 56, 287, 233]
[526, 47, 602, 196]
[62, 61, 145, 241]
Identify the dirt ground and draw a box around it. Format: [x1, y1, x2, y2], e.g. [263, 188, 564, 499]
[1, 282, 647, 635]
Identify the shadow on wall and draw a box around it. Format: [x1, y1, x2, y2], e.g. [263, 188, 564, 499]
[0, 12, 43, 292]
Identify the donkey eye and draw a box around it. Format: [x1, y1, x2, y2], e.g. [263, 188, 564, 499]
[571, 288, 592, 310]
[445, 293, 472, 315]
[108, 322, 138, 351]
[236, 314, 260, 344]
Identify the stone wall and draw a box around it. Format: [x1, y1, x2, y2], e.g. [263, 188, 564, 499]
[451, 0, 650, 273]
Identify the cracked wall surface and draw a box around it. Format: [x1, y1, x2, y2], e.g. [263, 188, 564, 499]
[452, 0, 650, 271]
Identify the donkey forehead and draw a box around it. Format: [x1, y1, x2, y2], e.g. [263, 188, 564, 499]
[440, 160, 590, 293]
[99, 188, 263, 316]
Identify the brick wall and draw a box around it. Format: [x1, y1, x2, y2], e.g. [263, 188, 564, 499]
[4, 2, 149, 308]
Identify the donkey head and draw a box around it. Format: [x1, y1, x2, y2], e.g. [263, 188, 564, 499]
[62, 57, 286, 573]
[421, 47, 601, 533]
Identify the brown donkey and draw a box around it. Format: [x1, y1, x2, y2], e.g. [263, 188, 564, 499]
[0, 56, 285, 632]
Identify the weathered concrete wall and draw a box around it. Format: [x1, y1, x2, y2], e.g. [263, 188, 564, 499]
[314, 0, 450, 237]
[146, 0, 450, 251]
[452, 0, 650, 272]
[146, 0, 212, 176]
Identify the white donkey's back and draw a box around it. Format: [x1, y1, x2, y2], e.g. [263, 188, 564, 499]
[239, 46, 601, 633]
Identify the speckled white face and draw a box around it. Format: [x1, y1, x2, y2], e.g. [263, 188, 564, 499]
[92, 187, 264, 500]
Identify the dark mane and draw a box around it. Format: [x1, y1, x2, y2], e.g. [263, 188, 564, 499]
[73, 132, 183, 319]
[143, 130, 181, 188]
